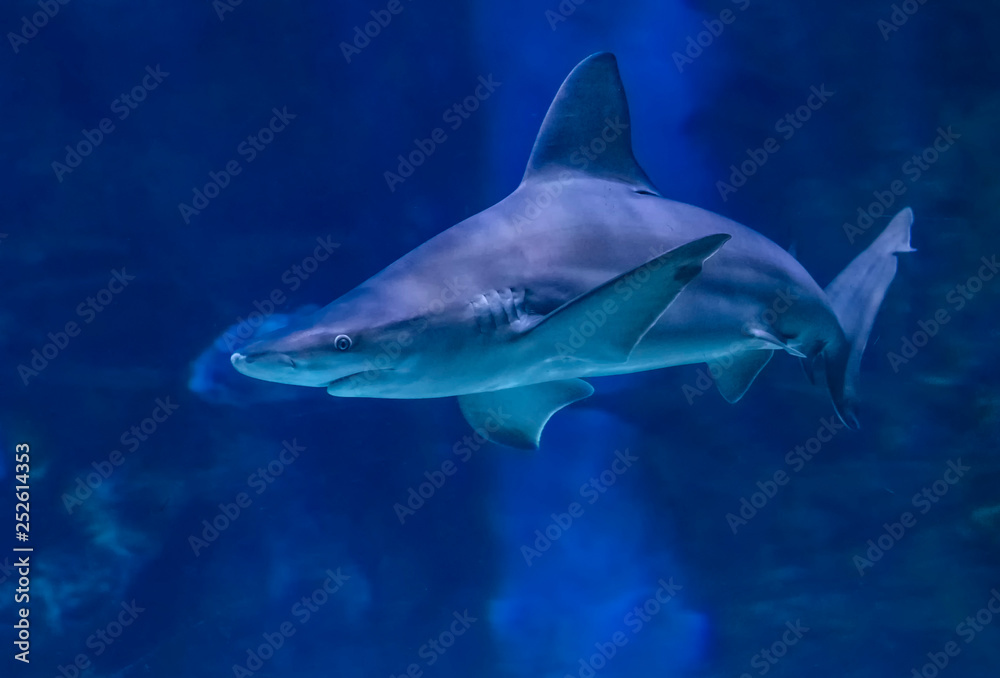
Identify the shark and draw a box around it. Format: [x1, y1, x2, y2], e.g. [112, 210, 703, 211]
[231, 52, 914, 448]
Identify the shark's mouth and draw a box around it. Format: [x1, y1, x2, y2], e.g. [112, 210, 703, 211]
[326, 368, 391, 389]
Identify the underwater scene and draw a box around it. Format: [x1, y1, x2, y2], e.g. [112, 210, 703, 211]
[2, 0, 999, 676]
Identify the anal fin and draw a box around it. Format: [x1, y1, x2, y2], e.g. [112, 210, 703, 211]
[710, 350, 773, 403]
[457, 379, 594, 449]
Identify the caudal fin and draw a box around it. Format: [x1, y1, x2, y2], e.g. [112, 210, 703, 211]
[823, 207, 915, 428]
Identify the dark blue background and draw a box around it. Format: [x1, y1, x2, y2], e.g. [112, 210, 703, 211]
[1, 1, 998, 677]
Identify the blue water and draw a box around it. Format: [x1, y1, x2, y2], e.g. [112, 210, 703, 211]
[2, 1, 999, 677]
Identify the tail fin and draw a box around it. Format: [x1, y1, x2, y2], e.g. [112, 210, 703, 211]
[823, 207, 915, 428]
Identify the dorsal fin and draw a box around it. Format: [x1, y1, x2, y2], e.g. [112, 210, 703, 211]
[522, 52, 658, 192]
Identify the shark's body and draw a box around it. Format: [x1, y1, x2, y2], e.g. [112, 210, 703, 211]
[232, 53, 914, 447]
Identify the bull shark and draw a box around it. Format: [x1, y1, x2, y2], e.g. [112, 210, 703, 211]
[231, 52, 914, 448]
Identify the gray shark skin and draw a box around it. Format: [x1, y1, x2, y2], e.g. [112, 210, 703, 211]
[231, 53, 914, 448]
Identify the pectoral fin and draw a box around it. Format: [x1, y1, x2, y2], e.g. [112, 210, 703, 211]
[529, 234, 730, 364]
[711, 350, 773, 403]
[457, 379, 594, 449]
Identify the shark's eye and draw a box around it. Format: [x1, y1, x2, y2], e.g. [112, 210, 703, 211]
[334, 334, 352, 351]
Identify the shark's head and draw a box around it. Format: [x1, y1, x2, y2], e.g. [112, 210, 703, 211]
[231, 326, 363, 388]
[230, 297, 412, 391]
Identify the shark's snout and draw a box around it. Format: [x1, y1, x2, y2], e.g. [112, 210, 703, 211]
[230, 350, 296, 378]
[230, 344, 366, 388]
[242, 352, 296, 368]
